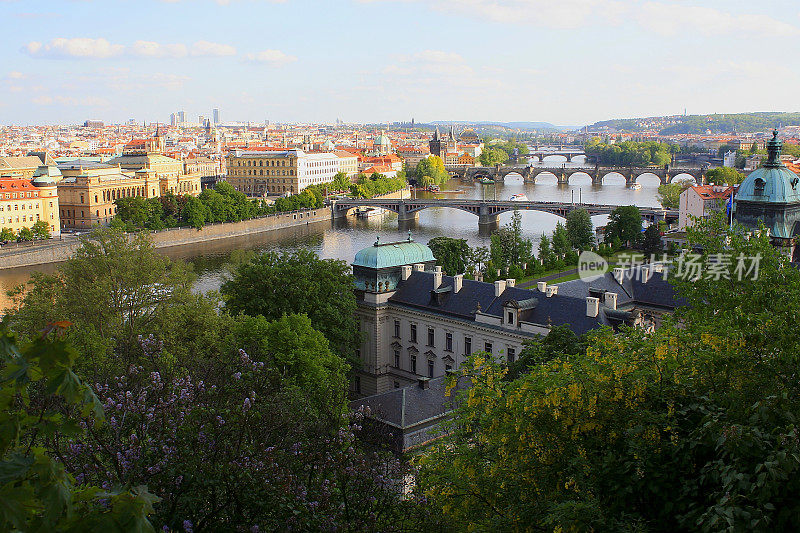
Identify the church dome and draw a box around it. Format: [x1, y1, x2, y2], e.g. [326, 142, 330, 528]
[459, 128, 480, 143]
[322, 139, 335, 151]
[736, 131, 800, 205]
[353, 235, 435, 269]
[374, 132, 390, 147]
[32, 165, 62, 186]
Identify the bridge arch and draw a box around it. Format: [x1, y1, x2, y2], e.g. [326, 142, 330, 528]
[502, 171, 525, 183]
[567, 171, 593, 186]
[531, 171, 558, 185]
[634, 173, 662, 187]
[669, 173, 697, 185]
[601, 172, 627, 186]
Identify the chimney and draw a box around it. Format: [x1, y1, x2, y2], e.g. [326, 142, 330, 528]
[401, 265, 412, 281]
[605, 292, 617, 310]
[613, 267, 625, 285]
[453, 274, 463, 293]
[417, 377, 430, 390]
[586, 297, 600, 318]
[546, 285, 558, 298]
[537, 281, 547, 293]
[652, 263, 664, 274]
[506, 279, 516, 288]
[641, 266, 651, 284]
[413, 263, 425, 272]
[494, 280, 506, 297]
[433, 266, 443, 289]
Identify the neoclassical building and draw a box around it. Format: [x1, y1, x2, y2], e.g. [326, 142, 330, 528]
[734, 130, 800, 259]
[351, 236, 680, 396]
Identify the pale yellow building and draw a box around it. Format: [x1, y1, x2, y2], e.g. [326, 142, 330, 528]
[226, 149, 339, 197]
[335, 150, 359, 178]
[106, 136, 201, 197]
[57, 161, 161, 229]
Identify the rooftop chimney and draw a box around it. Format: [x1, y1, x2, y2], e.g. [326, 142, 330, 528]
[453, 274, 463, 293]
[613, 267, 625, 285]
[652, 263, 664, 274]
[641, 266, 651, 284]
[506, 278, 516, 288]
[417, 377, 430, 390]
[413, 263, 425, 272]
[494, 280, 506, 297]
[586, 296, 600, 318]
[401, 265, 412, 281]
[546, 285, 558, 298]
[433, 266, 443, 289]
[605, 292, 617, 310]
[537, 281, 547, 293]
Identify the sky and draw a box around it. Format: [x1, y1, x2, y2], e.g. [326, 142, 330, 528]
[0, 0, 798, 126]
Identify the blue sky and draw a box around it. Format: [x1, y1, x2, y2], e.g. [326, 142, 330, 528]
[1, 0, 798, 126]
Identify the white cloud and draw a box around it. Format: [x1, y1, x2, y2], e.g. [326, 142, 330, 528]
[191, 40, 236, 57]
[245, 49, 297, 66]
[23, 38, 124, 59]
[637, 2, 800, 37]
[7, 71, 26, 80]
[23, 38, 239, 60]
[31, 95, 110, 107]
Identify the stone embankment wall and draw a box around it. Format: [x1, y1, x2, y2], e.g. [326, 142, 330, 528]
[0, 188, 410, 270]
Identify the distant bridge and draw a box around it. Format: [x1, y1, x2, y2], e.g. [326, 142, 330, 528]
[332, 198, 676, 228]
[453, 164, 706, 186]
[526, 150, 586, 162]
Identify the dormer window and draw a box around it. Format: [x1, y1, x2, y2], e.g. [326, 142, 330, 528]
[754, 178, 765, 195]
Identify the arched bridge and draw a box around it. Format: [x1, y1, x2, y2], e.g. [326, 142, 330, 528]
[526, 150, 586, 162]
[458, 164, 705, 186]
[332, 198, 677, 228]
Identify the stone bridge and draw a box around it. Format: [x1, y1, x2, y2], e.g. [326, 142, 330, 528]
[526, 150, 586, 162]
[332, 198, 677, 228]
[457, 164, 706, 186]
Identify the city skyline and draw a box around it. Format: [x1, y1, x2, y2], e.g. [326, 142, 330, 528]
[1, 0, 798, 126]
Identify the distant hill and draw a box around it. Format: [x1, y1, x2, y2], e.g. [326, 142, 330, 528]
[430, 121, 572, 132]
[588, 112, 800, 135]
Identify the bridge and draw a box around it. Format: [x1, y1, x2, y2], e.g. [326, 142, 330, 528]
[456, 164, 706, 186]
[332, 198, 677, 229]
[525, 150, 586, 162]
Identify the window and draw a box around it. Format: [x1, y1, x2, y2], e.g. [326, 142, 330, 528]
[410, 324, 417, 343]
[508, 347, 516, 363]
[394, 320, 400, 338]
[464, 336, 472, 356]
[507, 311, 514, 325]
[445, 364, 452, 372]
[394, 349, 400, 368]
[410, 355, 417, 374]
[427, 327, 435, 347]
[445, 332, 453, 352]
[428, 359, 434, 378]
[355, 349, 361, 360]
[394, 381, 400, 389]
[754, 178, 766, 195]
[485, 342, 493, 354]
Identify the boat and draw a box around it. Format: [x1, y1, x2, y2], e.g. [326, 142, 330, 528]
[356, 207, 385, 218]
[510, 193, 529, 201]
[428, 185, 440, 192]
[480, 178, 495, 185]
[629, 183, 642, 190]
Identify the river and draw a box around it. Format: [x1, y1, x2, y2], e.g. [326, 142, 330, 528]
[0, 156, 668, 309]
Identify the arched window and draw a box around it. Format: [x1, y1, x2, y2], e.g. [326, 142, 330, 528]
[754, 178, 766, 195]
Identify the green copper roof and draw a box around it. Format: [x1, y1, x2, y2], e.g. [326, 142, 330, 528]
[32, 165, 62, 186]
[736, 130, 800, 205]
[352, 236, 435, 269]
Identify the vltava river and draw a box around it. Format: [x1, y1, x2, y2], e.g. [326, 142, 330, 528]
[0, 156, 676, 307]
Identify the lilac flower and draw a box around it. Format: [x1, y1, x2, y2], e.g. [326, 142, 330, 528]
[183, 519, 193, 533]
[233, 372, 242, 380]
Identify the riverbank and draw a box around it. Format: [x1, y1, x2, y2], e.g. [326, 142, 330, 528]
[0, 188, 411, 271]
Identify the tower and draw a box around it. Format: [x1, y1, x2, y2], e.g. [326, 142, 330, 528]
[429, 127, 444, 159]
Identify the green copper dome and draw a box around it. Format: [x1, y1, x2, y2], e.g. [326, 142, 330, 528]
[374, 132, 390, 146]
[736, 131, 800, 205]
[352, 235, 435, 269]
[32, 165, 62, 186]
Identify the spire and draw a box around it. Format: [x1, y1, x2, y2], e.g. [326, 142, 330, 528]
[434, 127, 439, 141]
[765, 129, 783, 168]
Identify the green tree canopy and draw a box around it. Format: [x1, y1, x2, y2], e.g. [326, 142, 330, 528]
[220, 248, 359, 363]
[428, 237, 471, 275]
[656, 180, 692, 209]
[706, 166, 746, 185]
[565, 208, 594, 251]
[604, 205, 642, 247]
[478, 147, 509, 167]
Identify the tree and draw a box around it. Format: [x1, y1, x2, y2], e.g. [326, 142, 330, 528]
[31, 220, 51, 240]
[5, 227, 195, 375]
[469, 246, 490, 276]
[551, 222, 570, 258]
[604, 205, 642, 247]
[478, 147, 509, 167]
[428, 237, 471, 275]
[0, 324, 158, 531]
[657, 181, 692, 209]
[565, 208, 594, 251]
[639, 223, 663, 256]
[414, 156, 449, 187]
[537, 234, 553, 266]
[180, 196, 209, 229]
[706, 166, 745, 185]
[0, 227, 16, 242]
[17, 226, 34, 242]
[221, 249, 359, 362]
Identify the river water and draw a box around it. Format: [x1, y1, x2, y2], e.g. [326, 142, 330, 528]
[0, 156, 667, 308]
